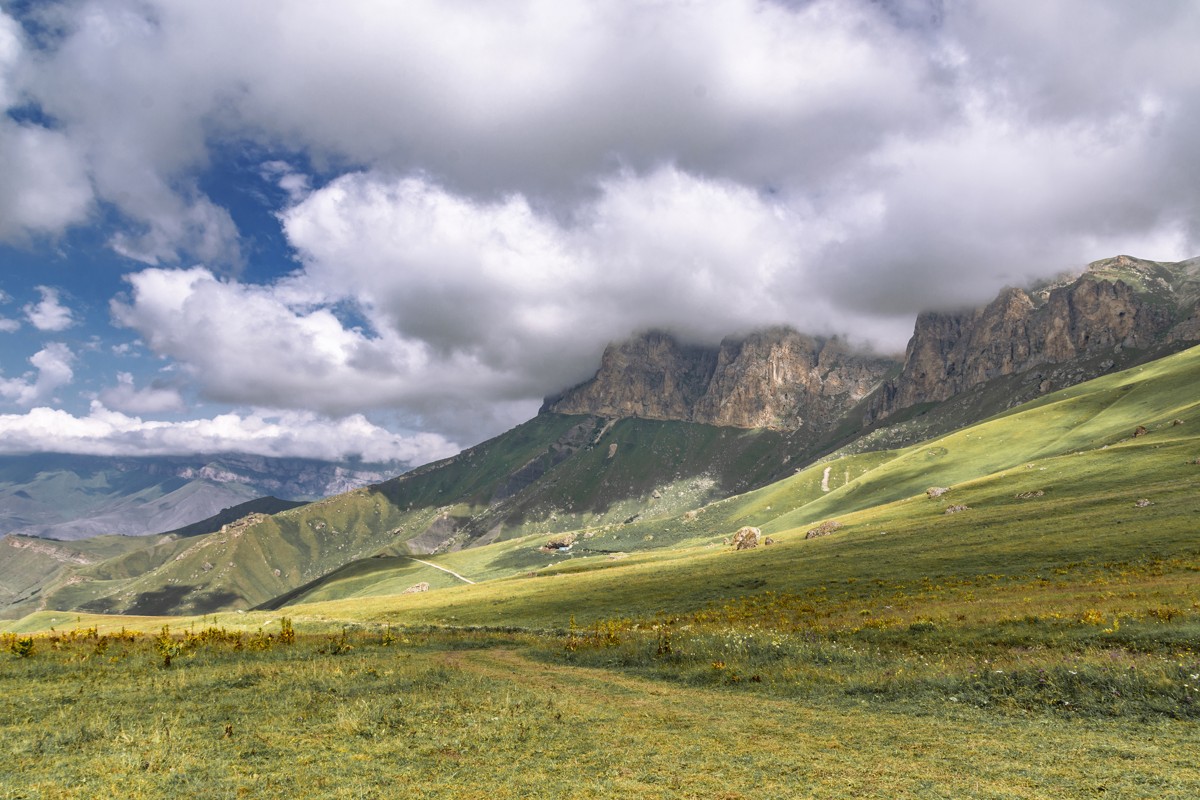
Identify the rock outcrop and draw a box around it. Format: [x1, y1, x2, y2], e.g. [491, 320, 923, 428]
[545, 255, 1200, 435]
[545, 328, 896, 432]
[865, 257, 1195, 424]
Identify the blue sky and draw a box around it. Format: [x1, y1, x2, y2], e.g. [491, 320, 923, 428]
[1, 0, 1197, 465]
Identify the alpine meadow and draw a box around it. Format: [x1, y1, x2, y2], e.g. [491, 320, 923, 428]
[3, 2, 1200, 799]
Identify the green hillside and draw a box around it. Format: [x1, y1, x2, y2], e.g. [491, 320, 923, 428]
[13, 414, 818, 616]
[261, 341, 1200, 622]
[6, 346, 1200, 800]
[12, 342, 1200, 623]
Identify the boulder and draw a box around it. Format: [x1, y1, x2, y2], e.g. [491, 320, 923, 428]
[805, 520, 842, 539]
[730, 526, 761, 550]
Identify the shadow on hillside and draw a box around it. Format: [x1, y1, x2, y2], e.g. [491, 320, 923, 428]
[79, 585, 245, 616]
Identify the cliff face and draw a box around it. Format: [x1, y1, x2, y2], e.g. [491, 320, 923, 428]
[545, 331, 719, 422]
[866, 260, 1188, 423]
[547, 255, 1200, 434]
[545, 328, 897, 431]
[877, 279, 1152, 412]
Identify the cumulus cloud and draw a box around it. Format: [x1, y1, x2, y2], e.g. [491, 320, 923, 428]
[4, 0, 1192, 279]
[5, 0, 1200, 451]
[116, 166, 899, 439]
[0, 342, 75, 405]
[23, 286, 74, 331]
[3, 0, 940, 260]
[99, 372, 185, 414]
[0, 403, 459, 463]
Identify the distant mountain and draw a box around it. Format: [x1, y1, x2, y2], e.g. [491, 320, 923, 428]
[5, 253, 1199, 618]
[0, 453, 401, 541]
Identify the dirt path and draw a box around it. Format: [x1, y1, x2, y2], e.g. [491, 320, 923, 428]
[409, 557, 475, 584]
[821, 466, 831, 492]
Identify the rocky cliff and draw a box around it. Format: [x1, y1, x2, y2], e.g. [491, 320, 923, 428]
[548, 255, 1200, 434]
[865, 255, 1199, 423]
[544, 328, 897, 431]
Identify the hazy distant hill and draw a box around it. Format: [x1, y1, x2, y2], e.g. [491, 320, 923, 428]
[0, 453, 400, 540]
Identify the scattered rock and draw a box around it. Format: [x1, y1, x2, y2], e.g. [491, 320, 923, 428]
[763, 537, 775, 546]
[944, 504, 970, 514]
[1014, 490, 1045, 499]
[651, 489, 662, 499]
[607, 552, 628, 561]
[731, 526, 761, 550]
[546, 532, 577, 549]
[1134, 498, 1152, 508]
[805, 520, 843, 539]
[402, 582, 430, 594]
[1133, 425, 1148, 437]
[202, 562, 214, 572]
[1172, 418, 1184, 426]
[607, 443, 618, 459]
[926, 487, 950, 499]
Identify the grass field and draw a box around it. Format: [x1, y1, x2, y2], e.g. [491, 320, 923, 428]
[4, 346, 1200, 797]
[2, 621, 1198, 799]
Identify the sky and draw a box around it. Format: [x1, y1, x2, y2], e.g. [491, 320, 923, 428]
[0, 0, 1198, 466]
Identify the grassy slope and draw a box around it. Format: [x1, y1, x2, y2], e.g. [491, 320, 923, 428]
[242, 342, 1200, 624]
[6, 349, 1200, 798]
[23, 414, 815, 616]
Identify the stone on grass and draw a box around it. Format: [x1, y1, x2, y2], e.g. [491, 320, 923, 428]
[731, 526, 761, 550]
[805, 520, 843, 539]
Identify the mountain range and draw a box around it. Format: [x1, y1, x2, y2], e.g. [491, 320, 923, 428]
[2, 253, 1197, 620]
[0, 453, 400, 540]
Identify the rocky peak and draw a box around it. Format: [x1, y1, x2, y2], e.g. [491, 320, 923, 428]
[866, 261, 1191, 423]
[545, 327, 897, 431]
[544, 330, 718, 422]
[547, 254, 1199, 436]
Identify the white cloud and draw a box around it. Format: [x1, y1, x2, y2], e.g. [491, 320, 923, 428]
[23, 286, 74, 331]
[0, 402, 459, 464]
[0, 342, 75, 405]
[7, 0, 940, 260]
[99, 371, 184, 414]
[116, 166, 901, 441]
[0, 10, 21, 109]
[0, 317, 18, 333]
[3, 0, 1200, 450]
[0, 121, 94, 240]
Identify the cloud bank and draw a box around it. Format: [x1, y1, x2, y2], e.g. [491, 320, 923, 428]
[2, 0, 1199, 450]
[0, 403, 459, 464]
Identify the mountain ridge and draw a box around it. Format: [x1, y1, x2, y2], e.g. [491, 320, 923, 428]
[5, 252, 1199, 619]
[546, 255, 1200, 433]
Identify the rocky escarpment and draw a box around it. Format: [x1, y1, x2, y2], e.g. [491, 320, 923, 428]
[547, 255, 1200, 435]
[544, 328, 897, 432]
[865, 256, 1199, 423]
